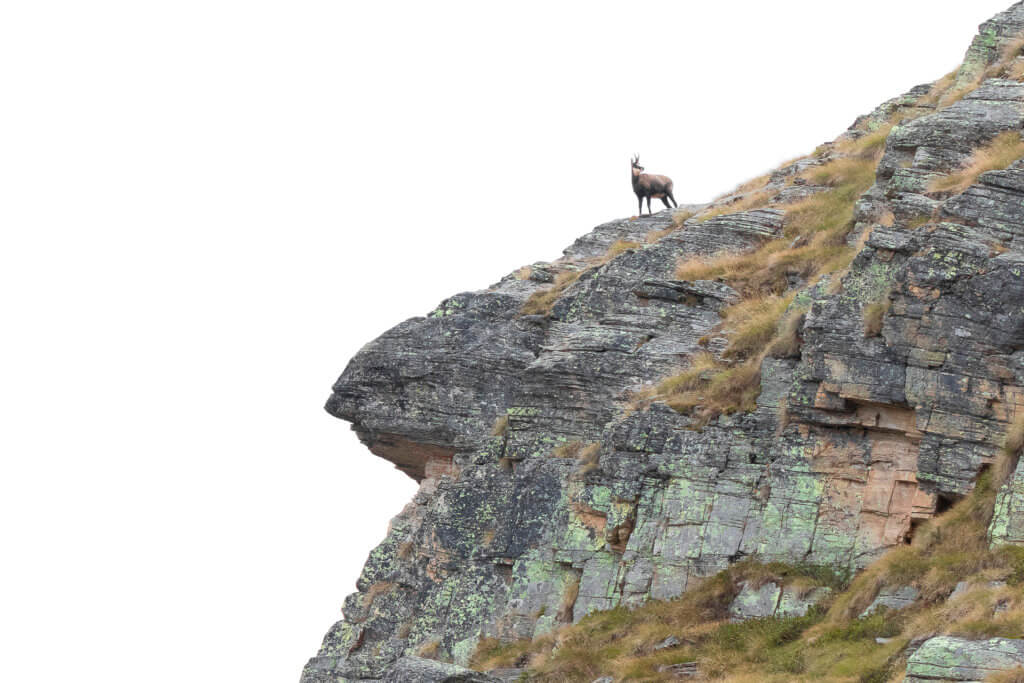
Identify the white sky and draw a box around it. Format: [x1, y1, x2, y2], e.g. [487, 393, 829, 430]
[0, 1, 1013, 681]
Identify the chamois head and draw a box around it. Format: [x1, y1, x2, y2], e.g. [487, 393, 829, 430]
[631, 155, 644, 176]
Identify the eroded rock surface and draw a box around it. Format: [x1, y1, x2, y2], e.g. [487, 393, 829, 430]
[905, 636, 1024, 682]
[303, 4, 1024, 681]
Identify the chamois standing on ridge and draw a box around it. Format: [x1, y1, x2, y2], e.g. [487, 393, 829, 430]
[631, 155, 677, 216]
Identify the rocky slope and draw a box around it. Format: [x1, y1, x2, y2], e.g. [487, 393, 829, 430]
[304, 4, 1024, 681]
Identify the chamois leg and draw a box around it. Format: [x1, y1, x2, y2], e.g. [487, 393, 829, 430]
[660, 197, 671, 210]
[637, 196, 643, 216]
[667, 191, 677, 208]
[646, 196, 652, 215]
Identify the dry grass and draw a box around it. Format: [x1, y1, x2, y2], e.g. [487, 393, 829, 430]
[491, 414, 508, 437]
[574, 443, 601, 477]
[676, 234, 849, 299]
[646, 211, 697, 243]
[672, 208, 697, 227]
[917, 69, 958, 107]
[551, 441, 585, 458]
[785, 155, 878, 240]
[990, 667, 1024, 683]
[863, 296, 891, 337]
[641, 294, 805, 424]
[767, 305, 808, 359]
[397, 541, 414, 560]
[646, 226, 676, 243]
[470, 561, 844, 682]
[498, 456, 514, 472]
[600, 239, 642, 263]
[364, 581, 395, 608]
[417, 638, 441, 658]
[514, 266, 533, 281]
[650, 357, 764, 425]
[834, 124, 895, 161]
[675, 152, 876, 301]
[930, 131, 1024, 194]
[557, 573, 582, 623]
[521, 269, 585, 316]
[721, 294, 796, 360]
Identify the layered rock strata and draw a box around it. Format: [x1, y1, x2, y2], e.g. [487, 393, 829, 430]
[303, 4, 1024, 681]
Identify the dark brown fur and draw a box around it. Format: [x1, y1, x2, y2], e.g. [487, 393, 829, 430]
[631, 155, 677, 215]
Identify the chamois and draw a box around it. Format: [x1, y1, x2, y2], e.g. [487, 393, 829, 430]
[631, 155, 677, 216]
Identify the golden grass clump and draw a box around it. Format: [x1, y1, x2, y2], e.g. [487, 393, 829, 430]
[989, 667, 1024, 683]
[785, 156, 878, 240]
[766, 305, 808, 359]
[655, 357, 764, 424]
[930, 131, 1024, 194]
[556, 573, 582, 623]
[834, 124, 894, 161]
[672, 208, 697, 227]
[551, 440, 585, 458]
[676, 234, 849, 299]
[862, 296, 891, 337]
[521, 269, 585, 315]
[416, 638, 441, 658]
[642, 294, 808, 424]
[598, 239, 642, 264]
[721, 294, 795, 360]
[514, 265, 533, 281]
[574, 443, 601, 477]
[491, 414, 509, 437]
[917, 69, 958, 108]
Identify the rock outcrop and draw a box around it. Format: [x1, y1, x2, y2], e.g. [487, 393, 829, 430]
[303, 4, 1024, 681]
[905, 636, 1024, 682]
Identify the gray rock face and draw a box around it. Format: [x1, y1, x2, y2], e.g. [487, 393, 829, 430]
[860, 585, 920, 617]
[905, 636, 1024, 682]
[382, 657, 498, 683]
[303, 5, 1024, 681]
[727, 580, 831, 620]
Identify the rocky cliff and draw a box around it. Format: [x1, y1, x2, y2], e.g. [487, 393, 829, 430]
[304, 4, 1024, 681]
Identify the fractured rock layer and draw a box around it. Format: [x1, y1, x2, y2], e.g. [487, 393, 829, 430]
[303, 4, 1024, 680]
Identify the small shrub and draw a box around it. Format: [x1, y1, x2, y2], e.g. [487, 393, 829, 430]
[929, 131, 1024, 195]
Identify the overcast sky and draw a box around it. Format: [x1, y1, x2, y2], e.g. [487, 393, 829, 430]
[1, 1, 1014, 681]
